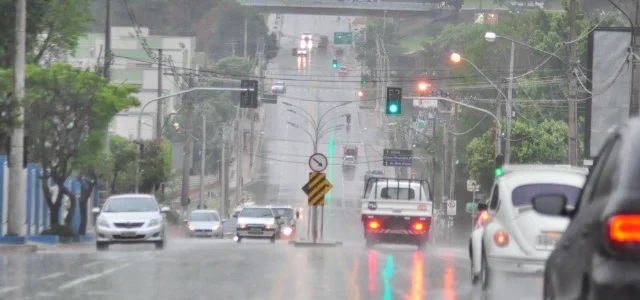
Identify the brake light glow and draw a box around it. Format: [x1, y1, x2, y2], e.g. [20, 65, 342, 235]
[494, 229, 509, 247]
[368, 220, 380, 230]
[609, 214, 640, 243]
[478, 210, 490, 226]
[282, 227, 293, 236]
[413, 222, 426, 231]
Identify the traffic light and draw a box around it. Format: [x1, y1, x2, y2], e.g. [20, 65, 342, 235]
[361, 74, 368, 84]
[332, 59, 339, 69]
[386, 87, 402, 115]
[357, 91, 364, 97]
[495, 154, 504, 176]
[417, 81, 430, 96]
[240, 79, 258, 108]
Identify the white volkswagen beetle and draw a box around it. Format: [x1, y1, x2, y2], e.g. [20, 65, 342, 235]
[469, 164, 588, 290]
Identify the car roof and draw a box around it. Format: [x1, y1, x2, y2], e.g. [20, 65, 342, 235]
[107, 194, 155, 200]
[191, 209, 219, 214]
[497, 166, 588, 189]
[344, 144, 357, 148]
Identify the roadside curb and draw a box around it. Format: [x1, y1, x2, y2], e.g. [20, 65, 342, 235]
[0, 244, 37, 254]
[35, 242, 93, 251]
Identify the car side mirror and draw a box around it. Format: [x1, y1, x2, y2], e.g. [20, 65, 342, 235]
[161, 206, 170, 213]
[532, 194, 568, 216]
[477, 203, 488, 211]
[91, 207, 101, 214]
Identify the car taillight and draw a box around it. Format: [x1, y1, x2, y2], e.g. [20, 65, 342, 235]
[494, 229, 509, 247]
[608, 214, 640, 252]
[368, 220, 380, 230]
[477, 210, 490, 227]
[412, 222, 426, 231]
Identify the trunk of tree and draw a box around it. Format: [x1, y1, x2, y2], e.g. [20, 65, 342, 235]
[77, 176, 96, 235]
[49, 189, 64, 226]
[110, 170, 118, 193]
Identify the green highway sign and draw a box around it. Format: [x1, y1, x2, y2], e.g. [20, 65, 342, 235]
[334, 32, 352, 45]
[465, 202, 478, 214]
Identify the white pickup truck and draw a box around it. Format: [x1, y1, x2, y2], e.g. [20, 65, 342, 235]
[361, 178, 434, 249]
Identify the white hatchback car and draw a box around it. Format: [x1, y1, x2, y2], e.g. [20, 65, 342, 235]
[469, 165, 588, 290]
[93, 194, 170, 250]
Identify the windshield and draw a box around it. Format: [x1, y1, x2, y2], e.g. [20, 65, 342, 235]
[190, 212, 219, 222]
[103, 197, 158, 213]
[239, 208, 274, 218]
[512, 184, 582, 207]
[381, 187, 416, 200]
[271, 208, 294, 220]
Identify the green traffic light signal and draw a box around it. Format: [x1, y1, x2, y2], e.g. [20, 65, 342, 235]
[494, 154, 504, 176]
[332, 59, 338, 69]
[494, 167, 503, 177]
[386, 87, 402, 115]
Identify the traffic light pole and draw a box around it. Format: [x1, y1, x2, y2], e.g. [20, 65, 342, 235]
[405, 96, 502, 155]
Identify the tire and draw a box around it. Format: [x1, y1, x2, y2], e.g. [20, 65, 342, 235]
[236, 236, 242, 243]
[155, 241, 164, 250]
[96, 242, 109, 251]
[481, 248, 491, 291]
[270, 235, 276, 243]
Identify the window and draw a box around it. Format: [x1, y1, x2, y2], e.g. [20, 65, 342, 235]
[511, 184, 582, 207]
[381, 187, 415, 200]
[103, 197, 158, 213]
[239, 208, 273, 218]
[489, 184, 500, 210]
[190, 212, 219, 222]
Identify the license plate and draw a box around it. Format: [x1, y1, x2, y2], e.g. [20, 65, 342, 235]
[249, 228, 262, 233]
[537, 232, 561, 249]
[121, 231, 136, 236]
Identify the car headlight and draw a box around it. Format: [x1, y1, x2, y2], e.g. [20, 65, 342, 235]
[238, 223, 247, 229]
[188, 224, 195, 231]
[265, 223, 274, 229]
[282, 227, 293, 236]
[97, 219, 110, 228]
[212, 224, 220, 231]
[148, 218, 161, 227]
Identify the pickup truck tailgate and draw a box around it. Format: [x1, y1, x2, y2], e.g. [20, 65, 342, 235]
[361, 200, 432, 217]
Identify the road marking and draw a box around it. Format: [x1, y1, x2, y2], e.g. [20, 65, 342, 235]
[38, 271, 65, 280]
[82, 261, 101, 268]
[58, 263, 132, 291]
[0, 286, 20, 296]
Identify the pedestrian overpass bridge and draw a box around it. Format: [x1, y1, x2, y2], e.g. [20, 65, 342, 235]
[237, 0, 458, 18]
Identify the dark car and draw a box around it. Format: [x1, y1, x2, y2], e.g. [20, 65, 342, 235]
[343, 144, 359, 158]
[532, 118, 640, 300]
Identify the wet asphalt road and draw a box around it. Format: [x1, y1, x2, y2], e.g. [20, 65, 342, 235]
[0, 14, 543, 300]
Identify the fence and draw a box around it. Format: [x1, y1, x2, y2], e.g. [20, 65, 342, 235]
[0, 155, 99, 239]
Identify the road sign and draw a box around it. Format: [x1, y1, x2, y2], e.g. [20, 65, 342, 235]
[466, 180, 480, 192]
[301, 172, 333, 206]
[465, 202, 478, 214]
[308, 153, 328, 172]
[382, 149, 412, 167]
[446, 200, 457, 216]
[334, 32, 352, 44]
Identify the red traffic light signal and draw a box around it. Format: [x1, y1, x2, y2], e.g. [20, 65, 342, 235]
[417, 81, 430, 96]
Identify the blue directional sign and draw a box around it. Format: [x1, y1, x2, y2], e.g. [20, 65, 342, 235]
[382, 149, 413, 167]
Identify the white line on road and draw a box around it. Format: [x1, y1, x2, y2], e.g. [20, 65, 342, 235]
[82, 261, 102, 268]
[0, 286, 20, 297]
[38, 271, 65, 280]
[58, 263, 132, 291]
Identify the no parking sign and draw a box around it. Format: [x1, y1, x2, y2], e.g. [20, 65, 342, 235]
[446, 200, 456, 216]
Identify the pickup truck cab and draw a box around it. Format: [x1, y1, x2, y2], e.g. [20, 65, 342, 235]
[361, 178, 433, 249]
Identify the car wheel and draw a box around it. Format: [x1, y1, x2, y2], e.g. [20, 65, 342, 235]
[236, 236, 242, 243]
[270, 235, 276, 243]
[155, 241, 164, 250]
[481, 248, 491, 291]
[96, 242, 109, 251]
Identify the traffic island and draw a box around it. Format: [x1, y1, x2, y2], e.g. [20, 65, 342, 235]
[289, 239, 343, 248]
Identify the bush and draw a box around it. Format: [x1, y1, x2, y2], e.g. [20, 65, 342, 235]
[41, 224, 76, 237]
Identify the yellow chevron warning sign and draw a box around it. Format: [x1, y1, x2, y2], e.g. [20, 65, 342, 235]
[301, 172, 333, 206]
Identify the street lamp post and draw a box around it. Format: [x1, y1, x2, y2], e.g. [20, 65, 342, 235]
[283, 101, 348, 243]
[135, 87, 253, 194]
[484, 32, 566, 164]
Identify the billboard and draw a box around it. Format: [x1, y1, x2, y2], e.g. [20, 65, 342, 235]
[586, 28, 632, 158]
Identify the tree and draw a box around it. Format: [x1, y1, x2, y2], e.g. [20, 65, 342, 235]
[213, 56, 253, 76]
[106, 135, 138, 193]
[0, 91, 17, 154]
[14, 63, 139, 231]
[139, 139, 172, 194]
[467, 119, 569, 193]
[0, 0, 93, 68]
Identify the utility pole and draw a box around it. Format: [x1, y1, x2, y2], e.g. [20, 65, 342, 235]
[631, 2, 640, 117]
[496, 80, 503, 155]
[156, 48, 163, 139]
[449, 104, 458, 201]
[221, 125, 227, 217]
[7, 0, 27, 236]
[441, 118, 448, 207]
[104, 0, 112, 150]
[244, 18, 248, 58]
[505, 41, 515, 164]
[567, 0, 579, 165]
[180, 82, 195, 210]
[199, 114, 206, 208]
[235, 106, 243, 209]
